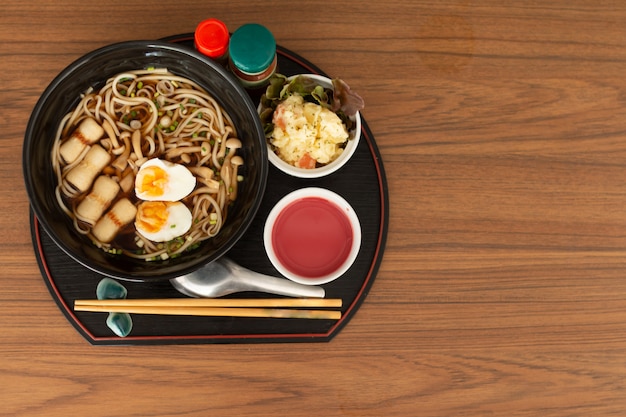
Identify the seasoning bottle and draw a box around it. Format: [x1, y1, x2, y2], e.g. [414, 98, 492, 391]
[194, 18, 230, 67]
[228, 23, 277, 94]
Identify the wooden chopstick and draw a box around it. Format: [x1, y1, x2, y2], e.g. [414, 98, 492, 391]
[74, 304, 341, 320]
[75, 298, 342, 308]
[74, 298, 342, 320]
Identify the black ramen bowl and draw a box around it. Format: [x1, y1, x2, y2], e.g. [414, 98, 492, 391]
[23, 40, 268, 282]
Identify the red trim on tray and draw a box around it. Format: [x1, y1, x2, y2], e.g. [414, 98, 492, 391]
[35, 219, 99, 340]
[32, 35, 387, 344]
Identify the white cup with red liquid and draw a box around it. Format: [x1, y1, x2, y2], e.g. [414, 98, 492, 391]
[263, 188, 361, 285]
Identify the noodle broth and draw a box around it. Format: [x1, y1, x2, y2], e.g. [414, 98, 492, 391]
[52, 68, 245, 261]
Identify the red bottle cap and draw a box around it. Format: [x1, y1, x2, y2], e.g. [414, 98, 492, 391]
[194, 18, 229, 58]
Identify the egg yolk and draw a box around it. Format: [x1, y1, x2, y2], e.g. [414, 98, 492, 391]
[138, 166, 168, 198]
[136, 201, 169, 233]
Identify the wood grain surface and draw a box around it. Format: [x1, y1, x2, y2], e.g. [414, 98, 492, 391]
[2, 1, 626, 416]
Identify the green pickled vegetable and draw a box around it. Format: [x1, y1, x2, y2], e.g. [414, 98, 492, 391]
[259, 74, 364, 138]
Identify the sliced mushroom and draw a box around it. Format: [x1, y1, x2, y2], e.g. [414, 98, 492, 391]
[229, 155, 244, 201]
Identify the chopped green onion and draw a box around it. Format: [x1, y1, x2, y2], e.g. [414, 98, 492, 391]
[187, 243, 201, 251]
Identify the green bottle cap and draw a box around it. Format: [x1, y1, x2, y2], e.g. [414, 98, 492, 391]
[229, 24, 276, 74]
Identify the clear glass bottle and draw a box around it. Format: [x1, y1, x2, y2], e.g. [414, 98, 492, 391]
[228, 23, 277, 93]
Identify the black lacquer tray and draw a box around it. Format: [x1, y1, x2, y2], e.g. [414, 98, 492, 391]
[30, 33, 388, 344]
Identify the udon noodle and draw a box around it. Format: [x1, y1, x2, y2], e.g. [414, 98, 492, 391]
[51, 68, 244, 260]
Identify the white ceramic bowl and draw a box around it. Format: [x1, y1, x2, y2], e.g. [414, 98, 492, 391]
[262, 74, 361, 178]
[263, 187, 361, 285]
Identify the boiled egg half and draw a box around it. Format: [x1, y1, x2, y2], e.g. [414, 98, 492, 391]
[135, 158, 196, 201]
[135, 201, 193, 242]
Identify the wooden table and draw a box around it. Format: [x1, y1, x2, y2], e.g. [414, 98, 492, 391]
[3, 1, 626, 415]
